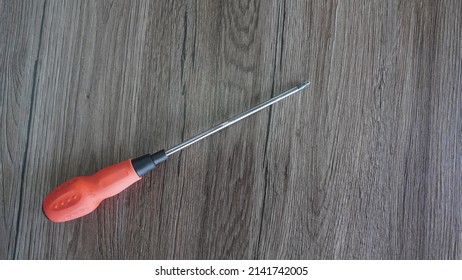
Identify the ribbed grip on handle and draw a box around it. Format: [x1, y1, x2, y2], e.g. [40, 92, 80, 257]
[43, 160, 141, 222]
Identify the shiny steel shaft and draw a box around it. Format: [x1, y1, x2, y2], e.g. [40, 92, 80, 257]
[165, 82, 310, 156]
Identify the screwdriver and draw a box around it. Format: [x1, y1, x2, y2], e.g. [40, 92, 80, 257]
[43, 82, 310, 222]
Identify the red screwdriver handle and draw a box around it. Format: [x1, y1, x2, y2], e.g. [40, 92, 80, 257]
[43, 151, 168, 223]
[43, 160, 141, 222]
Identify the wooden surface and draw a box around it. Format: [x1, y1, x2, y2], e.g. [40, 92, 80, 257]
[1, 0, 461, 259]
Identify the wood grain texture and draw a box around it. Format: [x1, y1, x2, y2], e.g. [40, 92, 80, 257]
[1, 0, 461, 259]
[0, 0, 45, 259]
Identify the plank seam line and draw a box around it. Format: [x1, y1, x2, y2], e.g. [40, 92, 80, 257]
[256, 0, 286, 258]
[13, 0, 47, 259]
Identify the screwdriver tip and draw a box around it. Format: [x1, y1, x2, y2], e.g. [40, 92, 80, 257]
[297, 81, 311, 89]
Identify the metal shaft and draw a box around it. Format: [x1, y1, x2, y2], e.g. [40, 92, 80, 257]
[165, 81, 311, 156]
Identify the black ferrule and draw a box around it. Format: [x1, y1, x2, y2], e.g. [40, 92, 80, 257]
[131, 150, 168, 176]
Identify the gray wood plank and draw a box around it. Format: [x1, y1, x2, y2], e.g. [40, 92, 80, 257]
[0, 0, 45, 259]
[14, 0, 153, 259]
[258, 0, 462, 259]
[167, 0, 281, 259]
[3, 0, 461, 259]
